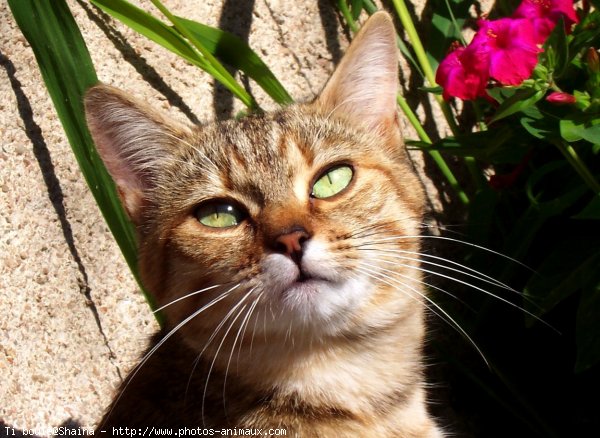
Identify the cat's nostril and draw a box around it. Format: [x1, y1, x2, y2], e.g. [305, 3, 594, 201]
[274, 230, 309, 257]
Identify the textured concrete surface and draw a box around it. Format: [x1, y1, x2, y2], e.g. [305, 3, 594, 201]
[0, 0, 453, 433]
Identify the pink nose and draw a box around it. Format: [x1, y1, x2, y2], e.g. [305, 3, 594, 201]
[275, 230, 309, 256]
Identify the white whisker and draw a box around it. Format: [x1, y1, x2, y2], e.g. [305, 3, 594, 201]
[153, 283, 225, 313]
[355, 264, 489, 366]
[364, 252, 554, 330]
[184, 284, 249, 403]
[101, 284, 239, 426]
[357, 246, 519, 295]
[202, 288, 256, 424]
[222, 301, 253, 415]
[360, 260, 471, 309]
[249, 297, 263, 356]
[364, 235, 535, 271]
[237, 293, 262, 368]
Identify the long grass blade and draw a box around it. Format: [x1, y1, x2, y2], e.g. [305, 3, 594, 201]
[7, 0, 157, 314]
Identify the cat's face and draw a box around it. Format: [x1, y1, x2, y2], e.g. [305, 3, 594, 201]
[85, 13, 425, 348]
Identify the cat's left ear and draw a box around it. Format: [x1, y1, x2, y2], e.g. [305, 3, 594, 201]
[85, 85, 190, 224]
[317, 12, 398, 132]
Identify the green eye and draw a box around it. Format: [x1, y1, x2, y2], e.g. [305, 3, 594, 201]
[195, 202, 245, 228]
[311, 165, 353, 199]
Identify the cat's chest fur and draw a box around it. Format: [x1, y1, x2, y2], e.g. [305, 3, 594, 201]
[99, 326, 432, 437]
[87, 12, 443, 437]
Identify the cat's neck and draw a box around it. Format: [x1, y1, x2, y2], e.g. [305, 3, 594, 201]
[187, 306, 437, 437]
[183, 301, 426, 415]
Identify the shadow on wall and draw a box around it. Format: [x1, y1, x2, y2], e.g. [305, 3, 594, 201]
[214, 0, 345, 118]
[213, 0, 256, 119]
[75, 0, 200, 125]
[77, 0, 347, 120]
[0, 50, 120, 379]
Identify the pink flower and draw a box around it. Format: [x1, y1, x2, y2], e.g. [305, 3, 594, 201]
[472, 18, 542, 86]
[436, 44, 490, 100]
[546, 91, 576, 104]
[513, 0, 579, 43]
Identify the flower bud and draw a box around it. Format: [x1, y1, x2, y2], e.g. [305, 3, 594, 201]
[587, 48, 599, 73]
[546, 91, 576, 105]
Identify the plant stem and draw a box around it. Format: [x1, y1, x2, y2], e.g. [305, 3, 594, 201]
[399, 95, 470, 204]
[443, 0, 466, 46]
[391, 0, 435, 87]
[337, 0, 358, 33]
[150, 0, 257, 110]
[390, 0, 459, 134]
[554, 140, 600, 194]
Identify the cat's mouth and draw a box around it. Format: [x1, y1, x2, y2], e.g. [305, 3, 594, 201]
[293, 265, 333, 285]
[284, 269, 332, 295]
[296, 270, 311, 283]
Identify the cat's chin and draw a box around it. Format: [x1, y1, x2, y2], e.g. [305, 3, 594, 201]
[271, 275, 369, 336]
[281, 276, 330, 300]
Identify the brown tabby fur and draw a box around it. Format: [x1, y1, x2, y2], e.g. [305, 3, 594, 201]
[85, 12, 443, 437]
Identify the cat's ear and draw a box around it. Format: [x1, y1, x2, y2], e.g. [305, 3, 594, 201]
[85, 85, 189, 224]
[317, 12, 398, 131]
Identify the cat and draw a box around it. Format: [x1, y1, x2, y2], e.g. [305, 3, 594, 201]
[85, 11, 443, 437]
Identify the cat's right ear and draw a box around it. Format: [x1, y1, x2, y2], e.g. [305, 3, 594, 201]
[85, 85, 189, 224]
[317, 12, 398, 133]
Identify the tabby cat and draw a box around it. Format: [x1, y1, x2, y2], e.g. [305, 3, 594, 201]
[85, 12, 443, 437]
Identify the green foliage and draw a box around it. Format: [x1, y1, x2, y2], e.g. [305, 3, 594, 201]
[425, 0, 471, 70]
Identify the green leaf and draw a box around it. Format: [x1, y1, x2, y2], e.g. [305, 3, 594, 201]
[543, 17, 568, 77]
[575, 276, 600, 372]
[408, 126, 527, 164]
[573, 90, 592, 111]
[573, 195, 600, 219]
[524, 240, 600, 318]
[92, 0, 273, 109]
[350, 0, 364, 20]
[490, 87, 546, 123]
[425, 0, 470, 70]
[520, 106, 559, 141]
[570, 10, 600, 57]
[7, 0, 157, 313]
[486, 86, 513, 104]
[149, 0, 256, 109]
[431, 13, 461, 41]
[419, 85, 443, 95]
[176, 17, 293, 105]
[560, 117, 600, 144]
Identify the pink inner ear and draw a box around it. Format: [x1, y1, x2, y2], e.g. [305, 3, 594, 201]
[87, 120, 150, 222]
